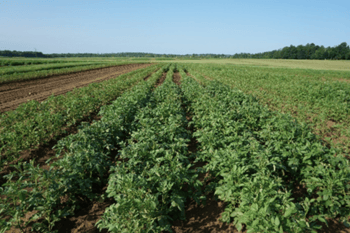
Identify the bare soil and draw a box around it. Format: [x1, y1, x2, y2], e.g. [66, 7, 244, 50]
[173, 72, 181, 85]
[171, 194, 239, 233]
[155, 73, 167, 87]
[0, 63, 151, 112]
[52, 166, 115, 233]
[170, 127, 238, 233]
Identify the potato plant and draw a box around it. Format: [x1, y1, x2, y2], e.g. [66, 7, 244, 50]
[186, 63, 350, 153]
[0, 60, 138, 83]
[0, 67, 166, 232]
[180, 68, 350, 233]
[0, 64, 161, 168]
[2, 62, 350, 233]
[97, 66, 202, 232]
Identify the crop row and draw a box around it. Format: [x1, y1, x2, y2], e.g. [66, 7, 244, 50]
[0, 62, 106, 76]
[0, 61, 141, 83]
[0, 66, 167, 232]
[0, 59, 84, 67]
[180, 68, 350, 232]
[0, 64, 161, 169]
[97, 65, 201, 232]
[3, 63, 348, 232]
[185, 63, 350, 153]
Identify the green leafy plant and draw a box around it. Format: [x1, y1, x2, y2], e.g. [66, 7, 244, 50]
[0, 64, 161, 168]
[97, 65, 202, 233]
[179, 68, 350, 232]
[0, 66, 166, 232]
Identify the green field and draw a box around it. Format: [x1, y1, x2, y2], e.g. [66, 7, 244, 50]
[158, 58, 350, 71]
[0, 57, 147, 83]
[1, 59, 350, 233]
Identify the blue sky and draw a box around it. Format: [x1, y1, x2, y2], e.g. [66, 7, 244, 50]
[0, 0, 349, 54]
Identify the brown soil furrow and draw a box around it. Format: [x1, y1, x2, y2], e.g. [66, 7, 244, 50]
[143, 68, 161, 82]
[172, 193, 239, 233]
[0, 63, 151, 112]
[52, 149, 119, 233]
[144, 73, 153, 81]
[173, 72, 181, 85]
[53, 190, 112, 233]
[155, 72, 167, 87]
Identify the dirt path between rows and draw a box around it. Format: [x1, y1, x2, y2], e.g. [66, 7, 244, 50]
[173, 72, 181, 85]
[154, 72, 167, 87]
[0, 63, 152, 112]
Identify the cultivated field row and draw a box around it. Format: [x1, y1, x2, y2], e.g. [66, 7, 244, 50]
[0, 58, 151, 84]
[1, 63, 350, 232]
[184, 63, 350, 154]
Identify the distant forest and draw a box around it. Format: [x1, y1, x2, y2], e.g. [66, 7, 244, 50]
[1, 42, 349, 60]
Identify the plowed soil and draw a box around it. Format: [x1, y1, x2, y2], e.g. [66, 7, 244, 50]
[173, 72, 181, 85]
[155, 72, 167, 87]
[0, 63, 151, 112]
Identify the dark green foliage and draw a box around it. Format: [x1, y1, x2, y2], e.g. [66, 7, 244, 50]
[0, 65, 160, 169]
[97, 66, 202, 232]
[233, 42, 350, 60]
[0, 50, 47, 58]
[1, 42, 349, 59]
[0, 68, 165, 232]
[180, 69, 350, 232]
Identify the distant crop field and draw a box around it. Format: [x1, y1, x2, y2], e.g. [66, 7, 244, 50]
[1, 61, 350, 233]
[0, 57, 149, 83]
[157, 58, 350, 71]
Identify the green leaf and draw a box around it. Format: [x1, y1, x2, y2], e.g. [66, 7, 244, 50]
[275, 216, 280, 226]
[318, 216, 327, 224]
[236, 222, 243, 231]
[343, 221, 350, 228]
[284, 207, 293, 217]
[19, 190, 27, 202]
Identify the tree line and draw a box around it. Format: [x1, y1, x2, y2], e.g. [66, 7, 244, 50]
[0, 50, 47, 58]
[233, 42, 350, 60]
[1, 42, 349, 59]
